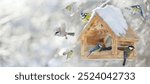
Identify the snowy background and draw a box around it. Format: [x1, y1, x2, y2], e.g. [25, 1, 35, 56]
[0, 0, 150, 67]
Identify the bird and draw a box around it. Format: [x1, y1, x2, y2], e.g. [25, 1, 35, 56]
[87, 43, 103, 56]
[123, 45, 135, 66]
[55, 23, 75, 39]
[65, 3, 74, 12]
[131, 5, 145, 18]
[80, 10, 91, 23]
[63, 50, 73, 59]
[65, 2, 76, 12]
[65, 2, 77, 16]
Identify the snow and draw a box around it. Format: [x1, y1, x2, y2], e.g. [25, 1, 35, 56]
[100, 0, 111, 8]
[0, 0, 149, 67]
[93, 5, 128, 36]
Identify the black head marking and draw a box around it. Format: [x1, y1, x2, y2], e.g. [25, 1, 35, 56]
[55, 31, 59, 35]
[128, 45, 135, 51]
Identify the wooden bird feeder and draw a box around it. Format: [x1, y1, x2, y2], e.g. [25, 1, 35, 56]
[78, 5, 138, 60]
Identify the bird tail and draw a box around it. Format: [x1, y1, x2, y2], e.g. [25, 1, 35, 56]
[123, 59, 126, 66]
[67, 33, 75, 36]
[123, 51, 127, 66]
[102, 46, 112, 51]
[87, 52, 92, 57]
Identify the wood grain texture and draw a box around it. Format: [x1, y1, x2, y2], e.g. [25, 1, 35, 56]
[79, 13, 138, 60]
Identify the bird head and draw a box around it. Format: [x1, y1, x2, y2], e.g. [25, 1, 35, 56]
[128, 45, 135, 51]
[55, 31, 60, 36]
[80, 11, 88, 19]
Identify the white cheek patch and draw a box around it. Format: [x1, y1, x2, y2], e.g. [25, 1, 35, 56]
[129, 47, 134, 50]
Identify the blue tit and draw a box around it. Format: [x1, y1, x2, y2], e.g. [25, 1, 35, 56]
[87, 43, 103, 56]
[80, 11, 91, 23]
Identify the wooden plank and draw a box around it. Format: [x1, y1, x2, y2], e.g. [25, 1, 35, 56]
[118, 41, 134, 46]
[81, 36, 86, 56]
[112, 38, 118, 56]
[78, 14, 98, 41]
[81, 40, 85, 56]
[81, 50, 136, 60]
[115, 39, 118, 55]
[118, 37, 138, 42]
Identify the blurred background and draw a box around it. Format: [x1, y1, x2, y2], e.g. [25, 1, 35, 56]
[0, 0, 150, 67]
